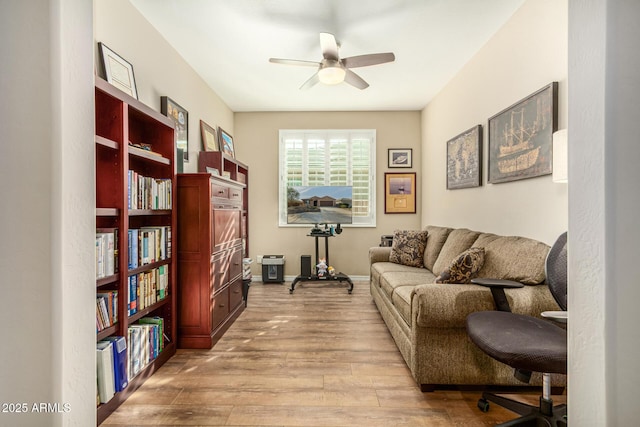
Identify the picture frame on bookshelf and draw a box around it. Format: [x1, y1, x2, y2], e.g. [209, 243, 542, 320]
[388, 148, 412, 168]
[218, 127, 235, 158]
[161, 96, 189, 162]
[446, 125, 483, 190]
[200, 120, 218, 152]
[98, 42, 138, 99]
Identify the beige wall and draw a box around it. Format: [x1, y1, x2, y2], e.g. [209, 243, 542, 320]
[235, 112, 422, 277]
[421, 0, 568, 245]
[95, 0, 233, 172]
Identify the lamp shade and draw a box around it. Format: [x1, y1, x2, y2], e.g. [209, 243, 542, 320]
[552, 129, 568, 183]
[318, 65, 345, 85]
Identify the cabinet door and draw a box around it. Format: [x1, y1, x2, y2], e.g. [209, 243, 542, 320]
[213, 208, 241, 250]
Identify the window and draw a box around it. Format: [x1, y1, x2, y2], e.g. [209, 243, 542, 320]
[279, 129, 376, 227]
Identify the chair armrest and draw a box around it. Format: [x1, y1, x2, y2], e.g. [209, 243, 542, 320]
[471, 278, 524, 288]
[541, 310, 568, 324]
[369, 246, 392, 264]
[470, 278, 524, 311]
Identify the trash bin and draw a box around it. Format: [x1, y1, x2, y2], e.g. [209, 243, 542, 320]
[262, 255, 285, 283]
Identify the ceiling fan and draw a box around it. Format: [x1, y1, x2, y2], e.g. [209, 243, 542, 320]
[269, 32, 395, 90]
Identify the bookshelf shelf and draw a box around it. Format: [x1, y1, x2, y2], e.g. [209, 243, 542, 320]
[95, 77, 177, 425]
[96, 208, 119, 217]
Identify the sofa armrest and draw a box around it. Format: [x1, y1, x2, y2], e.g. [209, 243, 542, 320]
[369, 246, 392, 264]
[412, 282, 559, 329]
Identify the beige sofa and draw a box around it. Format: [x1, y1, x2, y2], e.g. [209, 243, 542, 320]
[369, 225, 565, 391]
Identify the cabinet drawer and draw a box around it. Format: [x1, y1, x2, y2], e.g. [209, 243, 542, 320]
[211, 183, 229, 199]
[229, 278, 244, 310]
[229, 246, 243, 280]
[212, 286, 230, 329]
[229, 187, 243, 202]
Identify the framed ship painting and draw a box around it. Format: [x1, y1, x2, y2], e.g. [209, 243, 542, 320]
[447, 125, 482, 189]
[488, 82, 558, 184]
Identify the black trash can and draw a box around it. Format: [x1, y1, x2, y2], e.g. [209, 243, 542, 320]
[262, 255, 285, 283]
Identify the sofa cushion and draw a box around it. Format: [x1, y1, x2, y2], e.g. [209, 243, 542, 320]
[378, 266, 437, 300]
[432, 228, 482, 275]
[423, 226, 453, 271]
[435, 247, 485, 284]
[473, 234, 550, 285]
[389, 229, 428, 267]
[391, 285, 415, 327]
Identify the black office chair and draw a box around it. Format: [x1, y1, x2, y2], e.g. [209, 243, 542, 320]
[466, 232, 568, 427]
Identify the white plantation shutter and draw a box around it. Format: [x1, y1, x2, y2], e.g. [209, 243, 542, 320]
[279, 130, 376, 226]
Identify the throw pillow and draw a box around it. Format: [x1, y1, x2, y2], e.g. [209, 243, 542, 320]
[389, 229, 428, 268]
[435, 247, 485, 284]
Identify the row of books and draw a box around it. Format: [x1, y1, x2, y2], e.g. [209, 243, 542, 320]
[96, 316, 165, 405]
[128, 170, 172, 210]
[128, 266, 169, 316]
[96, 290, 118, 332]
[128, 317, 165, 380]
[96, 336, 127, 404]
[128, 227, 172, 269]
[96, 229, 118, 279]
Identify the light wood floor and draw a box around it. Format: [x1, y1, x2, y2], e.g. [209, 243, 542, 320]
[102, 280, 565, 426]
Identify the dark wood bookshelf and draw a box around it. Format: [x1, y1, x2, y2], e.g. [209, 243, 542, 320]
[95, 77, 177, 424]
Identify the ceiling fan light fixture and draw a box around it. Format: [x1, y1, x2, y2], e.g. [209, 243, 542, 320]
[318, 65, 345, 85]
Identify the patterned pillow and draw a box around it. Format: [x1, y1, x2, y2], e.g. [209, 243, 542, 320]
[435, 247, 485, 284]
[389, 230, 428, 268]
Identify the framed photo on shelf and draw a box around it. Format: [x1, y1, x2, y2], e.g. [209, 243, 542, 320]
[98, 42, 138, 99]
[200, 120, 218, 151]
[384, 172, 416, 214]
[488, 82, 558, 184]
[388, 148, 412, 168]
[161, 96, 189, 162]
[218, 127, 235, 158]
[447, 125, 482, 190]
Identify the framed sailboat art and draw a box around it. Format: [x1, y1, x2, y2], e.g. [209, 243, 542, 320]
[488, 82, 558, 184]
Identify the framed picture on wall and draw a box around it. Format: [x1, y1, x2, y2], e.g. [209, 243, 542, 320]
[161, 96, 189, 162]
[98, 42, 138, 99]
[446, 125, 482, 189]
[388, 148, 412, 168]
[384, 172, 416, 214]
[488, 82, 558, 184]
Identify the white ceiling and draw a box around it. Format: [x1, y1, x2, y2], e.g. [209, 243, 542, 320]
[130, 0, 525, 112]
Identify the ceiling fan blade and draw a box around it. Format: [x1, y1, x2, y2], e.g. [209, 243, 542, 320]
[319, 32, 339, 60]
[344, 69, 369, 90]
[300, 71, 320, 90]
[269, 58, 320, 67]
[342, 52, 395, 68]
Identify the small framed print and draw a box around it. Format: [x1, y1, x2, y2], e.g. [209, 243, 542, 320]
[447, 125, 483, 189]
[98, 42, 138, 99]
[388, 148, 412, 168]
[218, 127, 235, 158]
[200, 120, 218, 151]
[161, 96, 189, 162]
[384, 172, 417, 214]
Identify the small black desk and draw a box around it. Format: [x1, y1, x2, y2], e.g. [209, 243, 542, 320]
[289, 230, 354, 294]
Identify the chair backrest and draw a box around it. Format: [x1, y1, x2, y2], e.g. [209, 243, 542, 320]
[545, 232, 568, 311]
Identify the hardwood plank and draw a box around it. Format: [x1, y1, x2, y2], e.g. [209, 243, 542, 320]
[102, 281, 566, 426]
